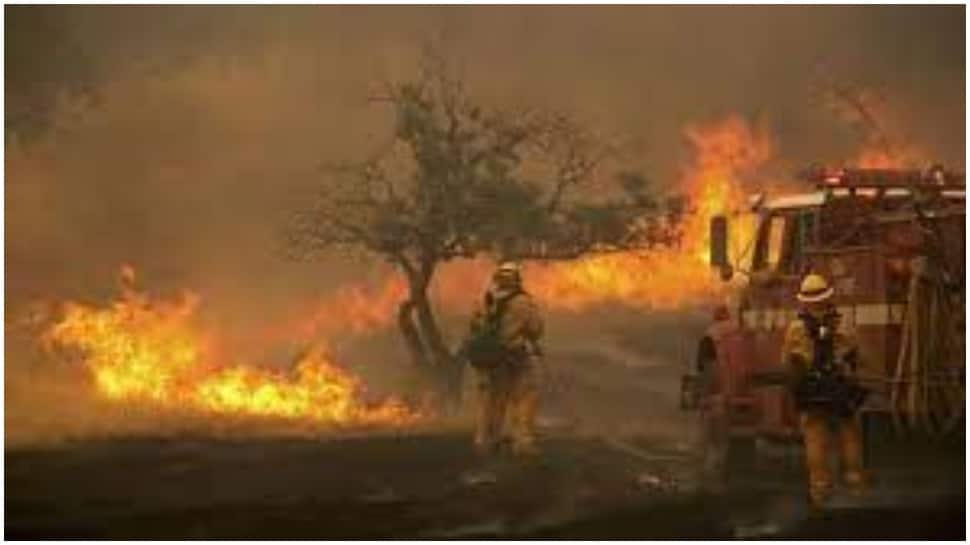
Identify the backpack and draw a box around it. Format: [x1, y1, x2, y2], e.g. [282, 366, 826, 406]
[463, 290, 526, 370]
[792, 311, 868, 416]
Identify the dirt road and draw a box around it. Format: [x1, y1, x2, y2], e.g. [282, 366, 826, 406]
[5, 432, 964, 538]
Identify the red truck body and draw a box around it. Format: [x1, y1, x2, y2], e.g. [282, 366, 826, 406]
[693, 167, 965, 442]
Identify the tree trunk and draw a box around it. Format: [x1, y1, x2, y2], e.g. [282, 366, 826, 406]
[412, 292, 463, 409]
[394, 258, 464, 410]
[397, 299, 429, 369]
[413, 294, 451, 367]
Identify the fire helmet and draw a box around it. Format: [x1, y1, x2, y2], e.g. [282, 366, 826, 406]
[797, 273, 834, 303]
[493, 261, 522, 287]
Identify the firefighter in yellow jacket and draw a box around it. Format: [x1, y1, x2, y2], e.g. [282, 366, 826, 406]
[464, 262, 544, 456]
[783, 273, 869, 506]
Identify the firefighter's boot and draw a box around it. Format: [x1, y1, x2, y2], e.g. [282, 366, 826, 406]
[839, 415, 868, 495]
[506, 365, 540, 457]
[800, 412, 834, 506]
[475, 369, 510, 456]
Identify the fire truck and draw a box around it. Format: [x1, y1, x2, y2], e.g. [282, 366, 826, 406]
[682, 165, 965, 459]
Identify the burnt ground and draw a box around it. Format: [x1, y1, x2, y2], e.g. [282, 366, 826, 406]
[4, 431, 965, 539]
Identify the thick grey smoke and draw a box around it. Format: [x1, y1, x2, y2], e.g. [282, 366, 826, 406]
[5, 6, 964, 444]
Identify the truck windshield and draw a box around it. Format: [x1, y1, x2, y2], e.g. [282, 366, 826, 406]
[754, 211, 815, 275]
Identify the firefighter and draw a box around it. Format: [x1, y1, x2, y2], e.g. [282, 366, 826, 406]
[783, 273, 868, 506]
[464, 261, 545, 457]
[695, 305, 732, 489]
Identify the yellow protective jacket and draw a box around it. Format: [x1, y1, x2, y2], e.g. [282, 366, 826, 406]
[781, 311, 859, 387]
[470, 289, 544, 357]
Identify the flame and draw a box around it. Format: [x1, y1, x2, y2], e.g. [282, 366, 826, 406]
[43, 268, 419, 427]
[516, 115, 768, 311]
[39, 115, 773, 427]
[278, 116, 770, 334]
[854, 146, 925, 169]
[284, 276, 408, 340]
[822, 86, 926, 169]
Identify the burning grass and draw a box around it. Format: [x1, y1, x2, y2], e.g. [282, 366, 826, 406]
[42, 266, 421, 429]
[33, 115, 770, 437]
[285, 115, 768, 341]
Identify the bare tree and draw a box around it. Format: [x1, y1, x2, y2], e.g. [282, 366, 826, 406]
[286, 51, 666, 405]
[811, 67, 910, 164]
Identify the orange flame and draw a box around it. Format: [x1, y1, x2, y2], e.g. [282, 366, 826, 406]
[823, 86, 926, 169]
[280, 115, 770, 333]
[510, 115, 769, 311]
[854, 146, 925, 169]
[44, 269, 419, 427]
[284, 277, 408, 340]
[196, 112, 931, 350]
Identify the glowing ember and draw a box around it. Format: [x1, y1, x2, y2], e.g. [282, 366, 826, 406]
[43, 268, 419, 427]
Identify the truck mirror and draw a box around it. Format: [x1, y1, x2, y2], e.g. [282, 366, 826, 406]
[710, 215, 729, 269]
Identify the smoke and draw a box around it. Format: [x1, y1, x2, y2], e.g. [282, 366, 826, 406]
[5, 6, 964, 444]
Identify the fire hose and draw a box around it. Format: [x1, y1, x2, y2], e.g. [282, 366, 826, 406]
[890, 256, 965, 438]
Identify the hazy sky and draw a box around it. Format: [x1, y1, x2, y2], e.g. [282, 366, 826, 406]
[6, 5, 965, 312]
